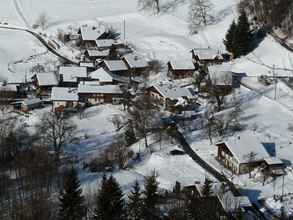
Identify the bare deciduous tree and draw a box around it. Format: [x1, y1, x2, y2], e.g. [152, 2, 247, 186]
[36, 112, 77, 161]
[128, 94, 159, 149]
[35, 13, 49, 30]
[188, 0, 213, 34]
[138, 0, 160, 14]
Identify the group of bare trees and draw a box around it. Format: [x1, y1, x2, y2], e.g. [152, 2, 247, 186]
[0, 97, 78, 219]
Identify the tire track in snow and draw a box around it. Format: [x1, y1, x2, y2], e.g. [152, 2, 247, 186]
[12, 0, 31, 29]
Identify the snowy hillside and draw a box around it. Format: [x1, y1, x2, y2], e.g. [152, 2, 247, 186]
[2, 0, 293, 218]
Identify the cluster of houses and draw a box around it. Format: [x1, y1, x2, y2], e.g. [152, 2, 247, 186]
[0, 24, 236, 113]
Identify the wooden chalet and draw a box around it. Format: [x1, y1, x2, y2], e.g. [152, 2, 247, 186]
[59, 66, 88, 87]
[100, 60, 129, 76]
[78, 25, 107, 48]
[84, 49, 110, 61]
[121, 54, 148, 76]
[208, 63, 233, 93]
[20, 98, 43, 112]
[216, 131, 284, 175]
[78, 82, 123, 105]
[95, 39, 115, 50]
[88, 68, 116, 85]
[0, 83, 18, 104]
[32, 72, 59, 96]
[167, 59, 196, 79]
[147, 81, 196, 111]
[51, 87, 79, 111]
[191, 48, 224, 65]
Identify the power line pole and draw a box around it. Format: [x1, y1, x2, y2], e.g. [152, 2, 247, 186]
[273, 64, 277, 100]
[123, 17, 126, 41]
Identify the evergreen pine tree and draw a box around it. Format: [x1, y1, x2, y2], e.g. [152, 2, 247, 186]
[234, 11, 252, 57]
[94, 175, 126, 220]
[223, 20, 237, 56]
[201, 177, 212, 197]
[127, 180, 144, 220]
[58, 167, 86, 220]
[143, 171, 159, 219]
[124, 121, 136, 147]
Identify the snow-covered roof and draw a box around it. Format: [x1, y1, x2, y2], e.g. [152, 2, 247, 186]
[78, 84, 123, 94]
[59, 66, 87, 82]
[0, 82, 17, 92]
[192, 48, 223, 60]
[36, 72, 58, 86]
[218, 190, 252, 212]
[194, 182, 252, 212]
[80, 25, 106, 41]
[122, 54, 148, 69]
[168, 59, 195, 70]
[151, 81, 195, 100]
[103, 60, 128, 72]
[95, 39, 115, 48]
[80, 62, 95, 68]
[86, 49, 110, 57]
[208, 64, 233, 86]
[22, 98, 42, 106]
[51, 87, 78, 101]
[217, 131, 270, 164]
[264, 157, 284, 165]
[89, 68, 113, 82]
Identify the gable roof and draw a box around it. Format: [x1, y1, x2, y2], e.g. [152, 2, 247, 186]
[151, 81, 195, 100]
[122, 54, 148, 69]
[80, 25, 106, 41]
[168, 59, 195, 70]
[103, 60, 128, 72]
[59, 66, 87, 83]
[79, 62, 95, 68]
[95, 39, 115, 48]
[36, 72, 58, 86]
[0, 82, 17, 92]
[216, 131, 270, 164]
[78, 84, 123, 94]
[51, 87, 79, 101]
[89, 68, 113, 83]
[208, 64, 233, 86]
[192, 48, 223, 60]
[86, 49, 110, 57]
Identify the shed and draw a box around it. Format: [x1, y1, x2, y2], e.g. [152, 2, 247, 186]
[21, 98, 42, 112]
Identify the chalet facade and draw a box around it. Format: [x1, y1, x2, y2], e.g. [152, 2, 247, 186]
[100, 60, 129, 76]
[167, 60, 196, 79]
[216, 131, 284, 175]
[78, 83, 123, 105]
[192, 48, 224, 66]
[0, 83, 18, 104]
[84, 49, 110, 61]
[95, 39, 115, 50]
[32, 72, 58, 96]
[59, 66, 88, 87]
[122, 54, 148, 76]
[21, 98, 43, 112]
[79, 25, 106, 48]
[51, 87, 79, 111]
[147, 81, 196, 111]
[88, 68, 116, 85]
[208, 63, 233, 93]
